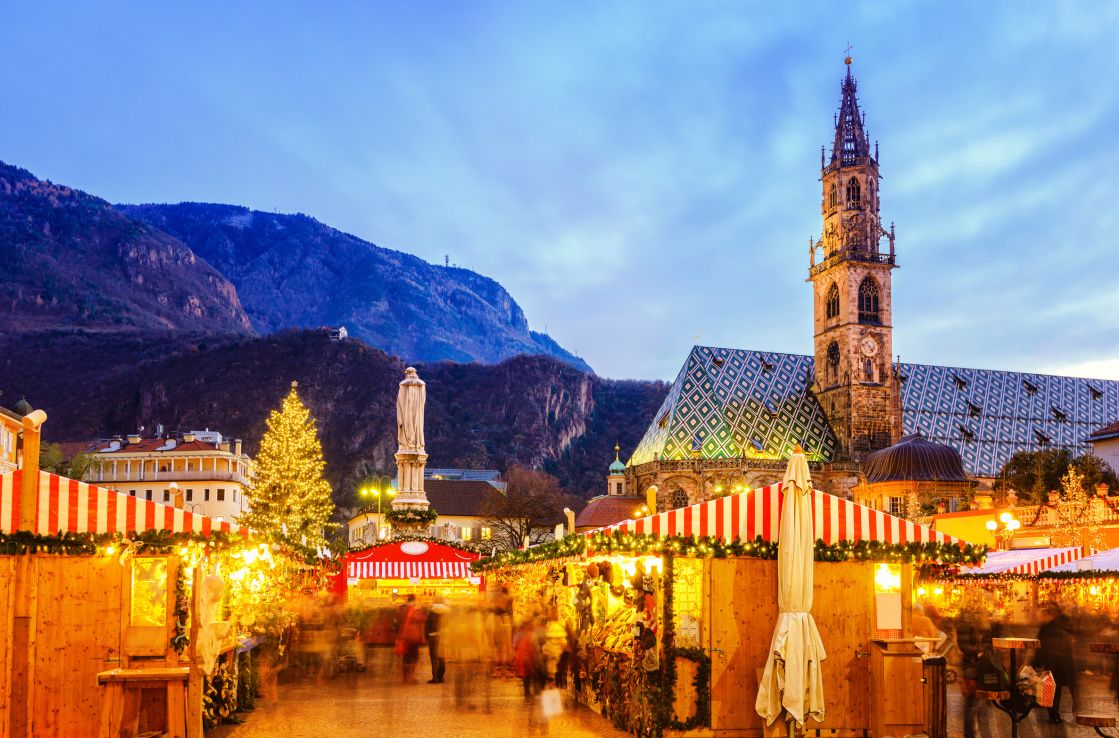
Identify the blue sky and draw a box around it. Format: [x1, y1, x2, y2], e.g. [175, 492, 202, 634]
[3, 2, 1118, 380]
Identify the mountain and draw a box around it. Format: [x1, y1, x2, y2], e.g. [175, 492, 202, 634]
[117, 203, 592, 372]
[0, 329, 664, 501]
[0, 162, 251, 334]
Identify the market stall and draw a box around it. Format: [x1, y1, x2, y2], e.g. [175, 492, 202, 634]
[340, 539, 481, 605]
[916, 547, 1090, 623]
[478, 478, 983, 738]
[0, 467, 314, 738]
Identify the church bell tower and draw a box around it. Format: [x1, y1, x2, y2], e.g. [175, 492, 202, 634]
[808, 57, 902, 460]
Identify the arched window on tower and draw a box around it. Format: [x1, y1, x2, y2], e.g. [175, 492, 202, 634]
[671, 489, 689, 510]
[864, 359, 874, 382]
[826, 341, 840, 385]
[858, 277, 880, 324]
[828, 183, 838, 210]
[867, 180, 875, 210]
[825, 283, 839, 320]
[846, 177, 861, 208]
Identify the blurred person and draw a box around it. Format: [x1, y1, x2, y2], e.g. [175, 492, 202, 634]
[1033, 602, 1076, 724]
[513, 618, 542, 699]
[492, 585, 514, 674]
[957, 606, 994, 738]
[396, 594, 426, 684]
[426, 597, 449, 684]
[446, 606, 492, 711]
[541, 607, 567, 684]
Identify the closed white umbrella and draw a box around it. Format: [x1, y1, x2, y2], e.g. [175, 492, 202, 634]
[755, 446, 826, 729]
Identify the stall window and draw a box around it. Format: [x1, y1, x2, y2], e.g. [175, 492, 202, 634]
[130, 558, 168, 627]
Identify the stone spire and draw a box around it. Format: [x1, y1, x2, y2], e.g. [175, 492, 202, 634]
[830, 59, 872, 167]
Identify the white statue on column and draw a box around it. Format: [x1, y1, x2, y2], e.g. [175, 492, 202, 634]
[394, 367, 430, 511]
[397, 367, 426, 453]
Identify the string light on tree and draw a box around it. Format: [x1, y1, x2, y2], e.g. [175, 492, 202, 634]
[239, 381, 335, 547]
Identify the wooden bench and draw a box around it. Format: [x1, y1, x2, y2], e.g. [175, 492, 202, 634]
[97, 666, 190, 738]
[1076, 715, 1116, 738]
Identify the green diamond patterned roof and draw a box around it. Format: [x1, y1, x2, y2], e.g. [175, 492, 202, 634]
[629, 346, 1119, 477]
[628, 347, 836, 466]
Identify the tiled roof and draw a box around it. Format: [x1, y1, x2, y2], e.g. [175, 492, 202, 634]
[629, 345, 1119, 478]
[424, 479, 504, 517]
[93, 439, 225, 454]
[863, 434, 968, 483]
[575, 495, 645, 529]
[1088, 420, 1119, 442]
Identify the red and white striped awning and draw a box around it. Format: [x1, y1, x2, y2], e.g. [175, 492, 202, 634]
[342, 539, 480, 581]
[593, 482, 958, 545]
[346, 559, 475, 580]
[964, 547, 1086, 575]
[1, 470, 245, 537]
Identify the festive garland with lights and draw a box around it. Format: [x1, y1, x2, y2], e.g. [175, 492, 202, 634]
[471, 531, 986, 572]
[171, 564, 190, 654]
[347, 535, 488, 556]
[1037, 570, 1119, 580]
[383, 507, 439, 526]
[661, 551, 712, 732]
[0, 529, 242, 556]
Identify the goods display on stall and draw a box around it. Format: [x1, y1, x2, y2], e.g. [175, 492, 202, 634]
[0, 464, 324, 738]
[477, 456, 985, 738]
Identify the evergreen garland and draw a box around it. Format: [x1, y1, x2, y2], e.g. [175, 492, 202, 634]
[0, 529, 241, 556]
[383, 507, 439, 526]
[171, 564, 190, 654]
[471, 531, 986, 572]
[348, 535, 486, 555]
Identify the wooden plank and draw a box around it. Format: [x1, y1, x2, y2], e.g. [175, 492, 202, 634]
[0, 556, 13, 733]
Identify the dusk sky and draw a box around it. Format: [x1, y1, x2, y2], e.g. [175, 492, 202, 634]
[3, 2, 1118, 380]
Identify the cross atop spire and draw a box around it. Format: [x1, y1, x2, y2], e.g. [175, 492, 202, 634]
[830, 58, 871, 167]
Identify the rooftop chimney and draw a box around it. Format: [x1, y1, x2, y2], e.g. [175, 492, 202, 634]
[183, 433, 196, 443]
[127, 434, 141, 445]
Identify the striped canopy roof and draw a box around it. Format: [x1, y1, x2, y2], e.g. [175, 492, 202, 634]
[343, 540, 480, 581]
[1, 470, 245, 537]
[964, 547, 1086, 575]
[1044, 546, 1119, 573]
[592, 482, 958, 546]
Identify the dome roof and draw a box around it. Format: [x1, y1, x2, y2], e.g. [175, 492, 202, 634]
[12, 398, 32, 417]
[863, 433, 968, 484]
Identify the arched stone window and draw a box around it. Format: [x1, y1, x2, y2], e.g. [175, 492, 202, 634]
[825, 283, 840, 320]
[671, 489, 689, 509]
[828, 182, 838, 209]
[864, 358, 874, 382]
[846, 177, 861, 207]
[857, 277, 880, 324]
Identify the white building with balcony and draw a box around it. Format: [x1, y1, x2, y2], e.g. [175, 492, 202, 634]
[84, 430, 252, 522]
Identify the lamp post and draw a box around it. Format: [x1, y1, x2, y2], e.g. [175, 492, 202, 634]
[360, 476, 396, 539]
[986, 511, 1021, 551]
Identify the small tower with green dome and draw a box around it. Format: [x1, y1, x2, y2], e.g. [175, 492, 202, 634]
[607, 442, 627, 496]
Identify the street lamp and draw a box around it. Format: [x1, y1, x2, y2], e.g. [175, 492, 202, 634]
[634, 504, 649, 519]
[986, 511, 1021, 550]
[360, 477, 396, 537]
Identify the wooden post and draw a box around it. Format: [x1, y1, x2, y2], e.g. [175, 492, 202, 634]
[18, 410, 47, 531]
[185, 564, 204, 738]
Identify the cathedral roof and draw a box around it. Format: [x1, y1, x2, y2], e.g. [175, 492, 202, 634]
[863, 433, 968, 484]
[628, 345, 1119, 478]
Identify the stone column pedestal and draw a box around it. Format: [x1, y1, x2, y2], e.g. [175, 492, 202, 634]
[393, 451, 429, 508]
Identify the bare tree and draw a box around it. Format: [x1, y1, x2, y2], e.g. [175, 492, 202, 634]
[483, 466, 566, 549]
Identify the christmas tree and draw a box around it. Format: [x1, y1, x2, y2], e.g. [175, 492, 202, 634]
[240, 382, 335, 547]
[1051, 465, 1105, 552]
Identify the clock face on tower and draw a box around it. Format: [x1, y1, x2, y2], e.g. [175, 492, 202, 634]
[860, 337, 879, 357]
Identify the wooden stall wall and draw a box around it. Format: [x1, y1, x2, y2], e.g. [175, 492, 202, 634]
[704, 559, 891, 735]
[0, 555, 14, 732]
[1, 555, 127, 738]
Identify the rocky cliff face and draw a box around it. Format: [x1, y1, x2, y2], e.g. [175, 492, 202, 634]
[0, 329, 663, 501]
[117, 203, 592, 372]
[0, 162, 251, 334]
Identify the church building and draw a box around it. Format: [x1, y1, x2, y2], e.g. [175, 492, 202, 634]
[621, 59, 1119, 513]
